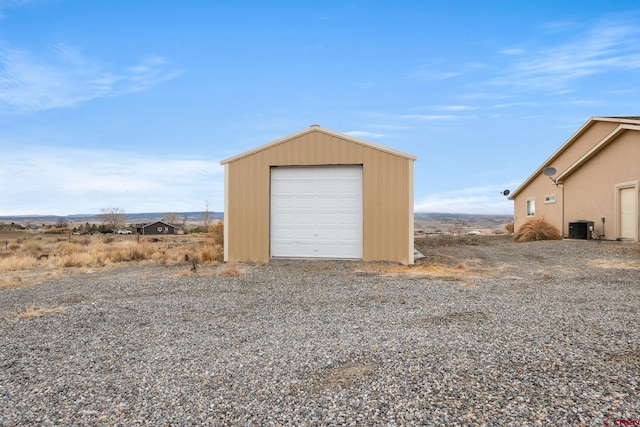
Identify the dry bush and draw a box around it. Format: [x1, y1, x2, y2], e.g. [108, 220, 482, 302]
[58, 242, 80, 255]
[0, 274, 24, 289]
[23, 240, 43, 255]
[199, 244, 223, 262]
[16, 304, 65, 319]
[505, 221, 515, 234]
[97, 241, 154, 264]
[514, 217, 562, 242]
[217, 263, 242, 277]
[0, 255, 38, 272]
[59, 252, 94, 267]
[208, 221, 224, 245]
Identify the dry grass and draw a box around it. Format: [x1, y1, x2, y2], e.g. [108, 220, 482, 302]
[216, 263, 242, 277]
[588, 259, 640, 269]
[208, 221, 224, 245]
[15, 304, 65, 319]
[0, 232, 225, 287]
[355, 259, 499, 280]
[505, 221, 515, 234]
[514, 217, 562, 242]
[318, 362, 374, 390]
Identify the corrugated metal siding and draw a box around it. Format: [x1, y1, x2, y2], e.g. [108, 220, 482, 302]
[224, 130, 415, 264]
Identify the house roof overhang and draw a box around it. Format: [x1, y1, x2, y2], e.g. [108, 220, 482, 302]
[220, 125, 417, 165]
[509, 116, 640, 200]
[555, 123, 640, 182]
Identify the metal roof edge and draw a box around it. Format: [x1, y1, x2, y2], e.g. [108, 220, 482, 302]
[220, 126, 417, 165]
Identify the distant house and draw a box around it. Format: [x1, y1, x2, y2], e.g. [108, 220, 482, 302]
[136, 221, 178, 235]
[509, 116, 640, 241]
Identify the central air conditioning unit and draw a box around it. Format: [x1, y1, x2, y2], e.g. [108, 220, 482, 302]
[568, 220, 594, 239]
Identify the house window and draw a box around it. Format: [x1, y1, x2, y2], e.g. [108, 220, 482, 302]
[157, 227, 163, 232]
[544, 194, 556, 204]
[526, 198, 535, 216]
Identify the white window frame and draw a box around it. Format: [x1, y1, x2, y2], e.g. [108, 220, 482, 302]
[544, 194, 556, 204]
[526, 198, 536, 217]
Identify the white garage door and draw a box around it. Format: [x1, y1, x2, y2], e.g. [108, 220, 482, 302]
[270, 165, 363, 259]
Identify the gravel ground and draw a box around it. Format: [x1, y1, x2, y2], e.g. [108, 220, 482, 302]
[1, 236, 639, 426]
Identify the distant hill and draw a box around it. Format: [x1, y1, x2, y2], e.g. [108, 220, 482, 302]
[0, 212, 224, 225]
[414, 212, 513, 233]
[1, 211, 511, 232]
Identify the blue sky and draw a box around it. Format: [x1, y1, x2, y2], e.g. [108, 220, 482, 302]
[1, 0, 639, 216]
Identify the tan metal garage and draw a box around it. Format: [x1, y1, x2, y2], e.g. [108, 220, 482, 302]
[220, 125, 417, 264]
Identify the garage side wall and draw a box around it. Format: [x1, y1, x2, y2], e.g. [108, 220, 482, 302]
[224, 131, 414, 263]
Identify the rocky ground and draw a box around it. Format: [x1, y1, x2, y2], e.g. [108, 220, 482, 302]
[1, 236, 639, 426]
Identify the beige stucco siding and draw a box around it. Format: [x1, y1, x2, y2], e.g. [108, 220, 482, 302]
[513, 120, 623, 233]
[512, 118, 640, 241]
[513, 177, 563, 232]
[563, 131, 640, 239]
[223, 129, 415, 263]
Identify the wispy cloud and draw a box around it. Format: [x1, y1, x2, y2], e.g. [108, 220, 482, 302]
[0, 146, 223, 215]
[499, 48, 525, 56]
[414, 183, 519, 215]
[407, 61, 486, 82]
[495, 15, 640, 92]
[344, 130, 385, 139]
[399, 114, 462, 121]
[0, 43, 182, 114]
[0, 0, 31, 18]
[432, 105, 477, 112]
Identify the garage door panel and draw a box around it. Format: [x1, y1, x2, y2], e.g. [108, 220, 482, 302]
[275, 196, 318, 209]
[273, 227, 316, 240]
[271, 166, 363, 259]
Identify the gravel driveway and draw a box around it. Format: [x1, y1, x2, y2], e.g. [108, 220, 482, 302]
[1, 237, 639, 426]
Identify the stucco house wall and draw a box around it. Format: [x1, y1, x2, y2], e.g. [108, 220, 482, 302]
[510, 117, 640, 241]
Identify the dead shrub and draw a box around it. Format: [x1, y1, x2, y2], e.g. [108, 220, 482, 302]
[514, 217, 562, 242]
[208, 221, 224, 245]
[60, 253, 93, 267]
[200, 244, 223, 262]
[505, 221, 515, 234]
[108, 244, 149, 262]
[16, 304, 65, 319]
[23, 240, 43, 255]
[217, 263, 241, 277]
[127, 245, 149, 261]
[0, 255, 37, 272]
[58, 242, 80, 255]
[189, 257, 199, 272]
[156, 250, 171, 265]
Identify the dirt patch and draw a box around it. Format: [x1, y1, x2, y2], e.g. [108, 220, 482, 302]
[354, 260, 501, 280]
[588, 259, 640, 269]
[317, 362, 375, 390]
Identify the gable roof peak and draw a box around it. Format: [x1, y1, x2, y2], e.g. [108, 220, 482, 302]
[220, 125, 417, 164]
[509, 116, 640, 199]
